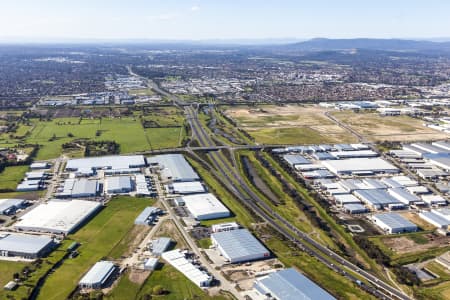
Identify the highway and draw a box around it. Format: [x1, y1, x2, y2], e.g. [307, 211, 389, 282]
[185, 104, 412, 300]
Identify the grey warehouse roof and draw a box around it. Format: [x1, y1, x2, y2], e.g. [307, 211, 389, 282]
[255, 268, 336, 300]
[148, 154, 200, 181]
[355, 189, 402, 207]
[79, 261, 115, 286]
[0, 199, 25, 213]
[283, 154, 310, 166]
[212, 229, 269, 261]
[373, 213, 417, 230]
[0, 234, 53, 254]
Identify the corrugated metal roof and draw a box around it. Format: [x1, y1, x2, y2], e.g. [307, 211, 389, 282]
[255, 268, 336, 300]
[372, 213, 417, 230]
[107, 176, 132, 191]
[79, 261, 115, 286]
[0, 234, 53, 254]
[211, 229, 269, 262]
[0, 199, 25, 214]
[148, 154, 199, 182]
[283, 155, 310, 166]
[66, 155, 145, 171]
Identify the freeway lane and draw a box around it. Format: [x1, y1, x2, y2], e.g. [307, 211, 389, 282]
[185, 104, 411, 300]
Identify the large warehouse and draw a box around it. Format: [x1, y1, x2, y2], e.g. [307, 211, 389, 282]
[57, 178, 100, 198]
[65, 155, 146, 174]
[254, 268, 336, 300]
[169, 181, 206, 194]
[181, 193, 230, 220]
[211, 228, 270, 263]
[148, 154, 200, 182]
[371, 213, 418, 234]
[354, 189, 404, 210]
[14, 200, 102, 234]
[322, 158, 398, 176]
[0, 234, 55, 259]
[162, 249, 212, 287]
[106, 176, 133, 194]
[79, 261, 116, 289]
[0, 199, 25, 215]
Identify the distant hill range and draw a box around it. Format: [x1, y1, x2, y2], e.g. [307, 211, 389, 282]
[282, 38, 450, 52]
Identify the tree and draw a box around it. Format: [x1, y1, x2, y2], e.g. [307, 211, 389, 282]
[67, 132, 74, 138]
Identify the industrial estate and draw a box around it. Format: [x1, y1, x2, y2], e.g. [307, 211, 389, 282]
[4, 28, 450, 300]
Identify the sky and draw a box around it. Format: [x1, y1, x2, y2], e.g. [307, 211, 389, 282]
[0, 0, 450, 41]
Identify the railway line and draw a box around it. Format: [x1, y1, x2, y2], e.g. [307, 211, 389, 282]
[185, 104, 412, 300]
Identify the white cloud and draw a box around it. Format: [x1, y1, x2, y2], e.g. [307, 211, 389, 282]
[191, 5, 200, 12]
[147, 12, 181, 21]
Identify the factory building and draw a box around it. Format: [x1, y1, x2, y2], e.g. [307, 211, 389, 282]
[162, 249, 212, 287]
[253, 268, 336, 300]
[30, 162, 51, 170]
[329, 150, 378, 159]
[211, 229, 270, 263]
[387, 188, 423, 206]
[333, 194, 362, 206]
[135, 174, 152, 196]
[57, 178, 100, 198]
[354, 189, 404, 210]
[106, 176, 133, 194]
[149, 237, 172, 256]
[180, 193, 230, 220]
[169, 181, 206, 194]
[0, 234, 55, 259]
[370, 213, 418, 234]
[134, 207, 161, 225]
[143, 257, 159, 270]
[421, 195, 447, 206]
[212, 222, 240, 233]
[343, 203, 368, 214]
[282, 154, 311, 167]
[322, 158, 398, 176]
[14, 200, 102, 234]
[0, 199, 26, 215]
[79, 261, 117, 289]
[65, 155, 146, 176]
[148, 154, 200, 182]
[419, 211, 450, 229]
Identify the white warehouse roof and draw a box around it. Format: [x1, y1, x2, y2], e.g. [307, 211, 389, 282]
[14, 200, 101, 234]
[0, 234, 54, 256]
[211, 228, 270, 263]
[170, 181, 205, 194]
[322, 158, 398, 175]
[148, 154, 199, 182]
[65, 155, 146, 171]
[181, 193, 230, 220]
[79, 261, 116, 288]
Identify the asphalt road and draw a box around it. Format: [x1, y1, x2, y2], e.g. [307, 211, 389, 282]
[185, 104, 411, 300]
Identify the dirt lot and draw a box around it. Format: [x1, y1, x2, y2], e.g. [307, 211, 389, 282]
[221, 259, 283, 290]
[331, 111, 449, 142]
[383, 234, 450, 254]
[128, 269, 151, 284]
[224, 105, 356, 144]
[153, 219, 187, 249]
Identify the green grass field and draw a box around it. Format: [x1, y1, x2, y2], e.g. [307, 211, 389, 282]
[0, 165, 29, 191]
[36, 196, 154, 300]
[0, 241, 71, 300]
[106, 264, 229, 300]
[146, 127, 184, 149]
[247, 127, 335, 145]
